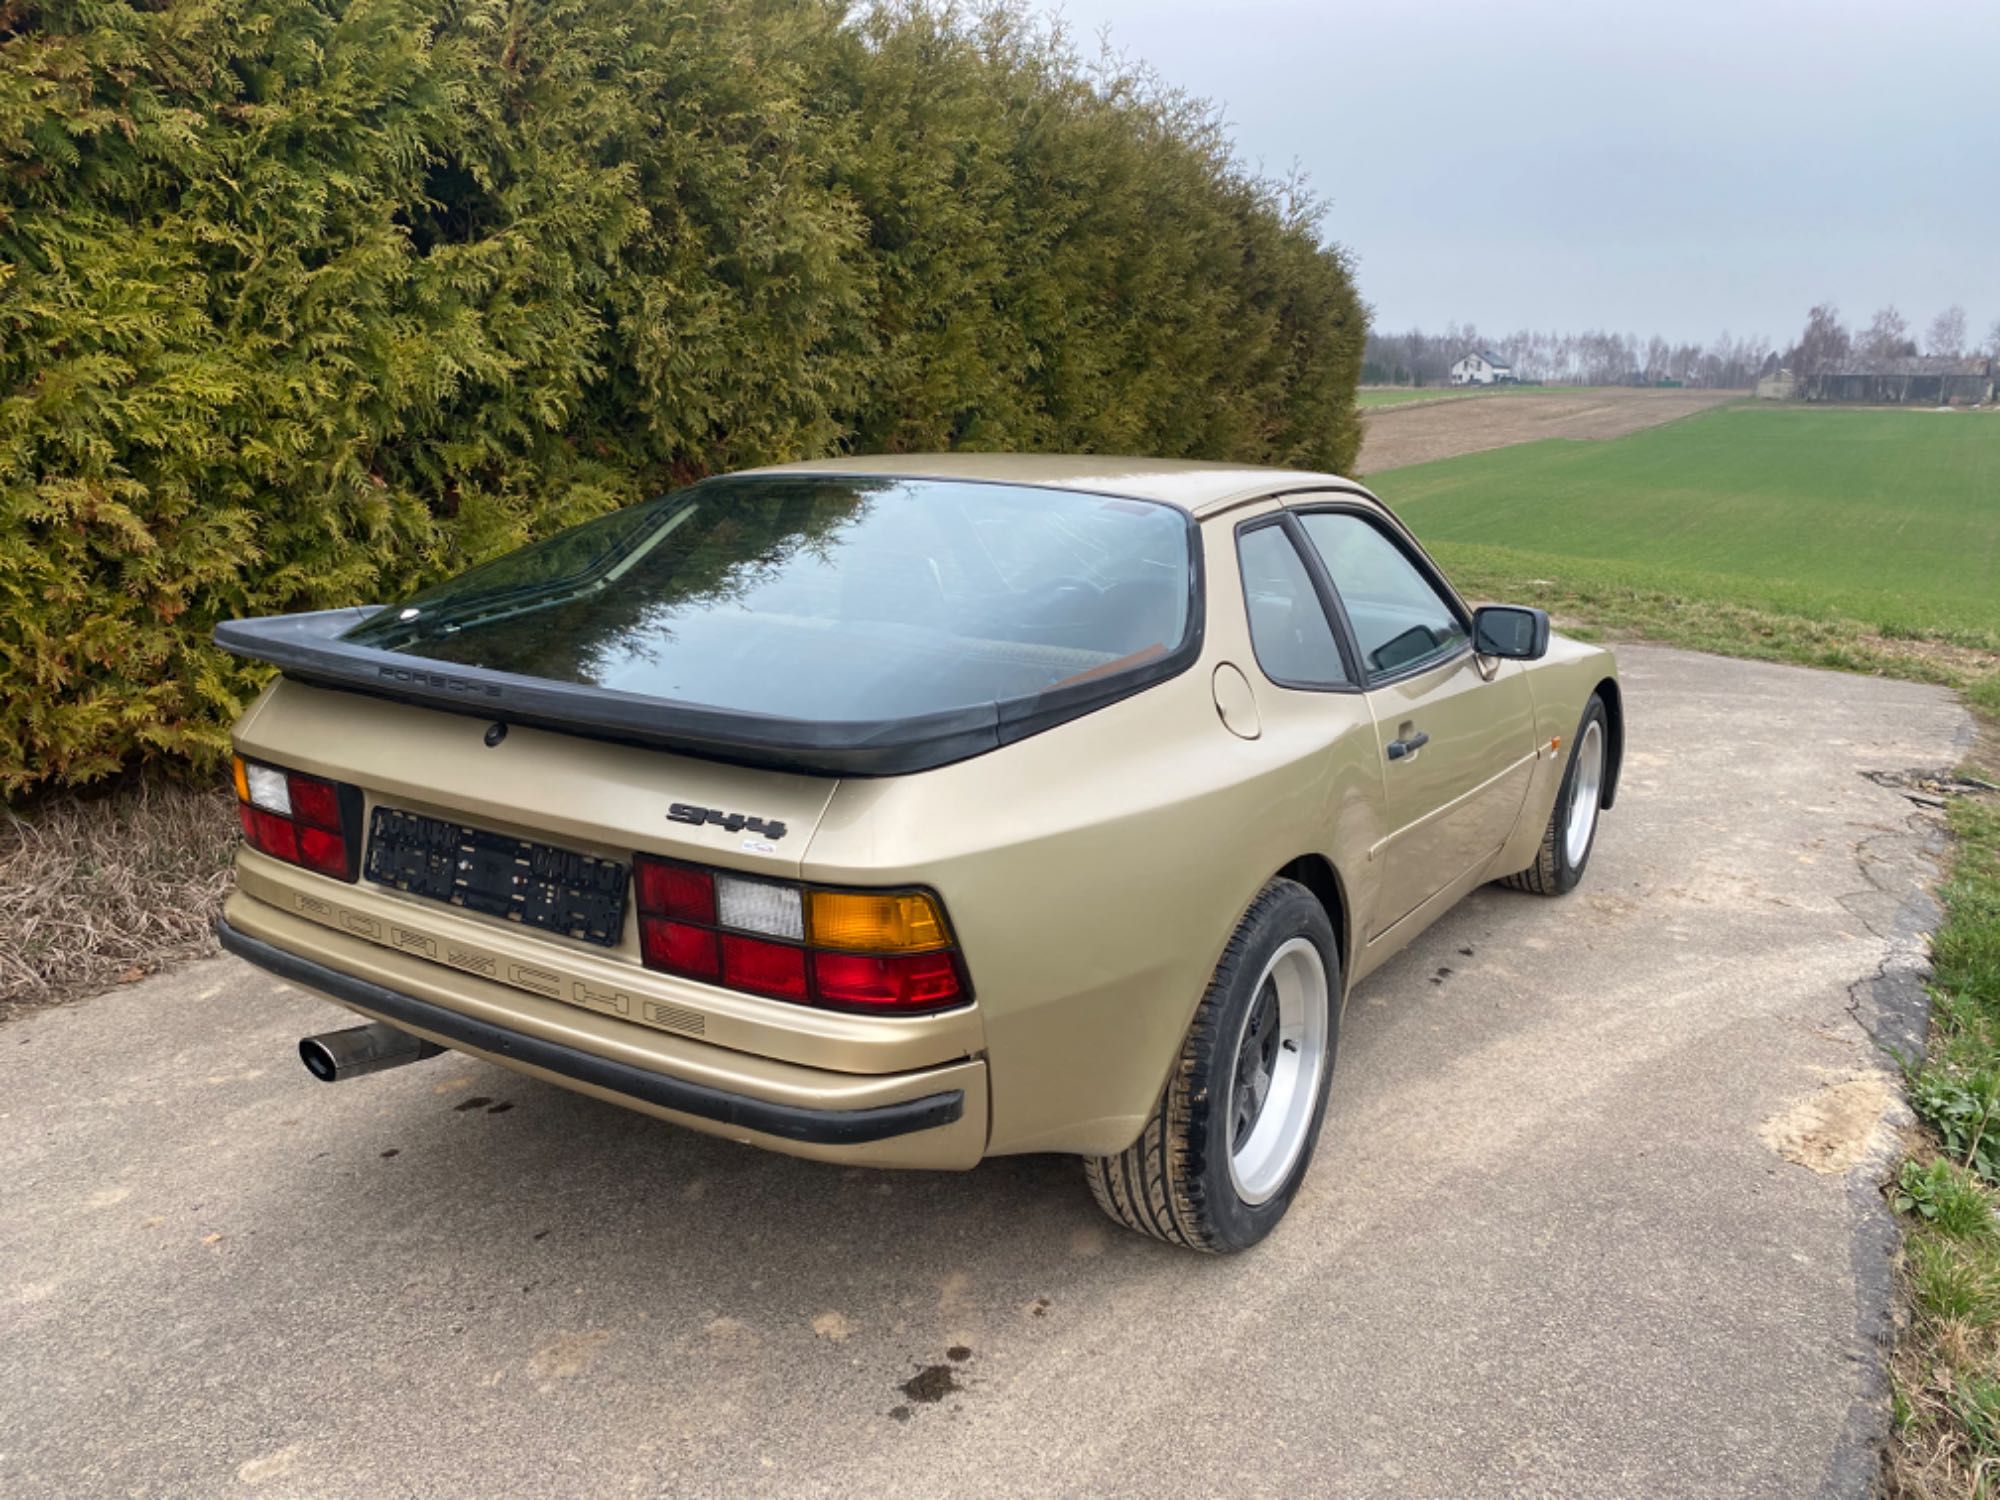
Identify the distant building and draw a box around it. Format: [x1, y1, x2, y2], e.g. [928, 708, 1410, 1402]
[1804, 356, 1993, 405]
[1755, 369, 1797, 400]
[1450, 350, 1515, 386]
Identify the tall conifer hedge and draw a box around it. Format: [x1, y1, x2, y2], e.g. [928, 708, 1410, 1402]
[0, 0, 1365, 794]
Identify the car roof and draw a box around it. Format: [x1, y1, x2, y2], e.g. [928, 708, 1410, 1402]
[741, 452, 1367, 517]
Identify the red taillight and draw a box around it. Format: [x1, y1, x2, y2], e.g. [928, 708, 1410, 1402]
[251, 806, 300, 862]
[640, 918, 719, 979]
[721, 934, 809, 1000]
[632, 853, 967, 1014]
[297, 824, 349, 878]
[289, 775, 343, 832]
[812, 950, 962, 1009]
[635, 861, 715, 924]
[231, 755, 359, 882]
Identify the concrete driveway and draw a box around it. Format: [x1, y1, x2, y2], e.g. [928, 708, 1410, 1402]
[0, 646, 1971, 1499]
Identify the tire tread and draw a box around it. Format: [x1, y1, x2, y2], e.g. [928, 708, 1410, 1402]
[1501, 693, 1607, 898]
[1084, 880, 1309, 1253]
[1500, 817, 1561, 894]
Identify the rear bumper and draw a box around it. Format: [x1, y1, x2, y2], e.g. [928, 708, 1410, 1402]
[219, 892, 988, 1168]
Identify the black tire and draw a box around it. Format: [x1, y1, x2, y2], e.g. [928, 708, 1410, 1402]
[1501, 692, 1608, 897]
[1084, 878, 1339, 1253]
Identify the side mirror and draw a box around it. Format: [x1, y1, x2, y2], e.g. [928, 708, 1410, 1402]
[1472, 605, 1550, 661]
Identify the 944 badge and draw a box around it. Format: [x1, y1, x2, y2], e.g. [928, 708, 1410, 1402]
[667, 801, 788, 842]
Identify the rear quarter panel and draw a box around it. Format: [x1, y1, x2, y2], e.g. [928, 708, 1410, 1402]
[801, 512, 1386, 1156]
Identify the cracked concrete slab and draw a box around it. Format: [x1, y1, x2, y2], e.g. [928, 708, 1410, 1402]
[0, 645, 1970, 1499]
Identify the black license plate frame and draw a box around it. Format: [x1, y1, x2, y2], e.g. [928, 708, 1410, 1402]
[364, 807, 628, 947]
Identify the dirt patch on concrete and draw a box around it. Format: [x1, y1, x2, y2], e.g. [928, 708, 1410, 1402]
[528, 1330, 614, 1382]
[1759, 1074, 1895, 1174]
[1358, 387, 1736, 474]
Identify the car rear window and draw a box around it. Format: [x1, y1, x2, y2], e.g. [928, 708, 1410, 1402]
[343, 475, 1196, 723]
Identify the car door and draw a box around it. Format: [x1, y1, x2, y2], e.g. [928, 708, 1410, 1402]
[1292, 507, 1538, 938]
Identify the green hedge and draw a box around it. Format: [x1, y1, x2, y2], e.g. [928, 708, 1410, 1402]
[0, 0, 1365, 794]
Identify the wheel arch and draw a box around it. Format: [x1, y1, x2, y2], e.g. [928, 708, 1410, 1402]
[1274, 854, 1351, 994]
[1594, 676, 1624, 809]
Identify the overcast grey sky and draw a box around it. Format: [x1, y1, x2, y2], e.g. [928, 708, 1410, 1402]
[1054, 0, 1998, 347]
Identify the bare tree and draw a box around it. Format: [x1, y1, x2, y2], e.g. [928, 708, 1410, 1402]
[1789, 303, 1851, 379]
[1925, 305, 1967, 358]
[1861, 305, 1914, 360]
[1987, 318, 2000, 359]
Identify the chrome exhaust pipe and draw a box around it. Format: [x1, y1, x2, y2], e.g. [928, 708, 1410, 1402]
[299, 1022, 443, 1083]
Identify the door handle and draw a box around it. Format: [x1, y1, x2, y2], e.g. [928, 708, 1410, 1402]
[1386, 730, 1430, 761]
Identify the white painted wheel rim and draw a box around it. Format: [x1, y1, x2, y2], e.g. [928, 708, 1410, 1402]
[1226, 938, 1329, 1205]
[1564, 719, 1605, 867]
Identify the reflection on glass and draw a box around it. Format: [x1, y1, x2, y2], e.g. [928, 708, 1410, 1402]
[346, 476, 1194, 721]
[1296, 511, 1467, 676]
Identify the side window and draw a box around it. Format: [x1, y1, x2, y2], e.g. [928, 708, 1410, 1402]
[1296, 512, 1468, 679]
[1236, 524, 1349, 688]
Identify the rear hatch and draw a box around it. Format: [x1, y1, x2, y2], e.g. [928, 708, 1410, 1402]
[215, 470, 1201, 777]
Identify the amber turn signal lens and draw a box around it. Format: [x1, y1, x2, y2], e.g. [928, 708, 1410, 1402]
[231, 754, 250, 803]
[807, 890, 949, 953]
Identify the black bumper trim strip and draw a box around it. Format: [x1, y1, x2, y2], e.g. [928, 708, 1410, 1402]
[216, 918, 966, 1145]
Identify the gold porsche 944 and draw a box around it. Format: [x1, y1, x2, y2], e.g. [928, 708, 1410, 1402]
[216, 454, 1620, 1252]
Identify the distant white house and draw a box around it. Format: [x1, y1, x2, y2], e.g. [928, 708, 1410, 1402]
[1754, 368, 1797, 401]
[1450, 350, 1515, 386]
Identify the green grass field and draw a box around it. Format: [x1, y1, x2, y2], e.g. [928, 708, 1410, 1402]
[1372, 405, 2000, 647]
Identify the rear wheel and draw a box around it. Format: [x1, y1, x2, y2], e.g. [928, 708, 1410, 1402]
[1085, 879, 1338, 1253]
[1503, 693, 1608, 896]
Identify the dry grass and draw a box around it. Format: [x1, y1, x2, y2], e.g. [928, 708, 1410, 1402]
[1356, 386, 1734, 472]
[1, 775, 238, 1019]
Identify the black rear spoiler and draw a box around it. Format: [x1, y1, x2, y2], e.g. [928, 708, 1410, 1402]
[213, 608, 1192, 777]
